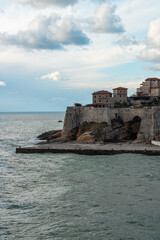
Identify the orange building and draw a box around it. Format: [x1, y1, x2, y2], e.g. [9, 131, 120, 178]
[137, 78, 160, 97]
[89, 87, 128, 108]
[113, 87, 128, 103]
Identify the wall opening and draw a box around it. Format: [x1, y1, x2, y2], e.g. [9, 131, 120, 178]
[115, 113, 118, 119]
[130, 116, 141, 139]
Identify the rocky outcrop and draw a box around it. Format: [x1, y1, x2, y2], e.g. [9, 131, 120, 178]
[37, 130, 61, 141]
[77, 132, 95, 143]
[37, 116, 144, 144]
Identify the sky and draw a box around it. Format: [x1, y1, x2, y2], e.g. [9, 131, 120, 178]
[0, 0, 160, 112]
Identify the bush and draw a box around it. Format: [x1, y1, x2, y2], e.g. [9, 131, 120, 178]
[74, 103, 82, 107]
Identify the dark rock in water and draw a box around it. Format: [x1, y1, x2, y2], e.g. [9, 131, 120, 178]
[37, 130, 61, 140]
[58, 120, 63, 123]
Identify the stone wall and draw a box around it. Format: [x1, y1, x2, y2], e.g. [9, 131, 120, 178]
[152, 107, 160, 140]
[63, 106, 111, 132]
[110, 108, 154, 140]
[63, 106, 160, 141]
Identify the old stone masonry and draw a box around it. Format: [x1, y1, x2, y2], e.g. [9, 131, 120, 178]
[63, 106, 160, 141]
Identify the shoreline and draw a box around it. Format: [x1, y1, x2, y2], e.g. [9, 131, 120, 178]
[16, 142, 160, 155]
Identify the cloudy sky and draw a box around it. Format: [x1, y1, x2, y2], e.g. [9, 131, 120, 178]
[0, 0, 160, 111]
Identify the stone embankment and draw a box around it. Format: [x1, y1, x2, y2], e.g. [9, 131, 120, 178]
[16, 106, 160, 155]
[16, 142, 160, 155]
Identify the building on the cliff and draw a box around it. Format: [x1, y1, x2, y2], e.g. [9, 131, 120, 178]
[129, 95, 151, 107]
[87, 87, 128, 108]
[62, 78, 160, 142]
[113, 87, 128, 103]
[92, 90, 113, 107]
[137, 78, 160, 97]
[84, 77, 160, 109]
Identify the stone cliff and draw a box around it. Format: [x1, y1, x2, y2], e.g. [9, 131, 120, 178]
[37, 106, 160, 144]
[62, 106, 160, 142]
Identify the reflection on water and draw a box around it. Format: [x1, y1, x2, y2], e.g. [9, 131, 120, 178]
[0, 113, 160, 240]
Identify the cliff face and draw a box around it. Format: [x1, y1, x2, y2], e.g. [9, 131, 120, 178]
[61, 118, 143, 143]
[37, 106, 160, 144]
[62, 106, 160, 142]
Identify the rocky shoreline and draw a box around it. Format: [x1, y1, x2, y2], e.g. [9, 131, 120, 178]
[36, 118, 148, 145]
[16, 119, 160, 155]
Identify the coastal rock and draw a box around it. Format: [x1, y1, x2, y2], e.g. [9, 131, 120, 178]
[37, 114, 145, 145]
[48, 131, 62, 140]
[37, 130, 61, 140]
[49, 136, 68, 143]
[76, 131, 95, 143]
[61, 127, 78, 141]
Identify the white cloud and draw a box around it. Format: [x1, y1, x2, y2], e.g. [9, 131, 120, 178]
[139, 18, 160, 65]
[0, 14, 90, 50]
[17, 0, 78, 8]
[51, 97, 66, 101]
[41, 71, 61, 81]
[140, 48, 160, 62]
[144, 64, 160, 72]
[69, 79, 141, 90]
[88, 3, 125, 33]
[0, 81, 6, 86]
[16, 0, 108, 8]
[9, 91, 18, 94]
[147, 18, 160, 48]
[117, 0, 160, 35]
[115, 35, 138, 47]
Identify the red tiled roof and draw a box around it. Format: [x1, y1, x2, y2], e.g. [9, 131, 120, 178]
[92, 90, 112, 95]
[145, 78, 160, 81]
[113, 87, 128, 90]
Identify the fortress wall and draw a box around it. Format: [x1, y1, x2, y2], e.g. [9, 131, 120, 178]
[110, 108, 153, 139]
[110, 108, 147, 122]
[78, 107, 111, 124]
[63, 107, 78, 132]
[63, 106, 111, 132]
[63, 106, 158, 140]
[152, 107, 160, 140]
[137, 108, 153, 140]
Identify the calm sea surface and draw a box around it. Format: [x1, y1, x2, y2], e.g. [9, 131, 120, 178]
[0, 112, 160, 240]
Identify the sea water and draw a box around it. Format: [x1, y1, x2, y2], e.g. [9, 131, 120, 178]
[0, 112, 160, 240]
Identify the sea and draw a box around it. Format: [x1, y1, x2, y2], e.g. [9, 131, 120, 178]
[0, 112, 160, 240]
